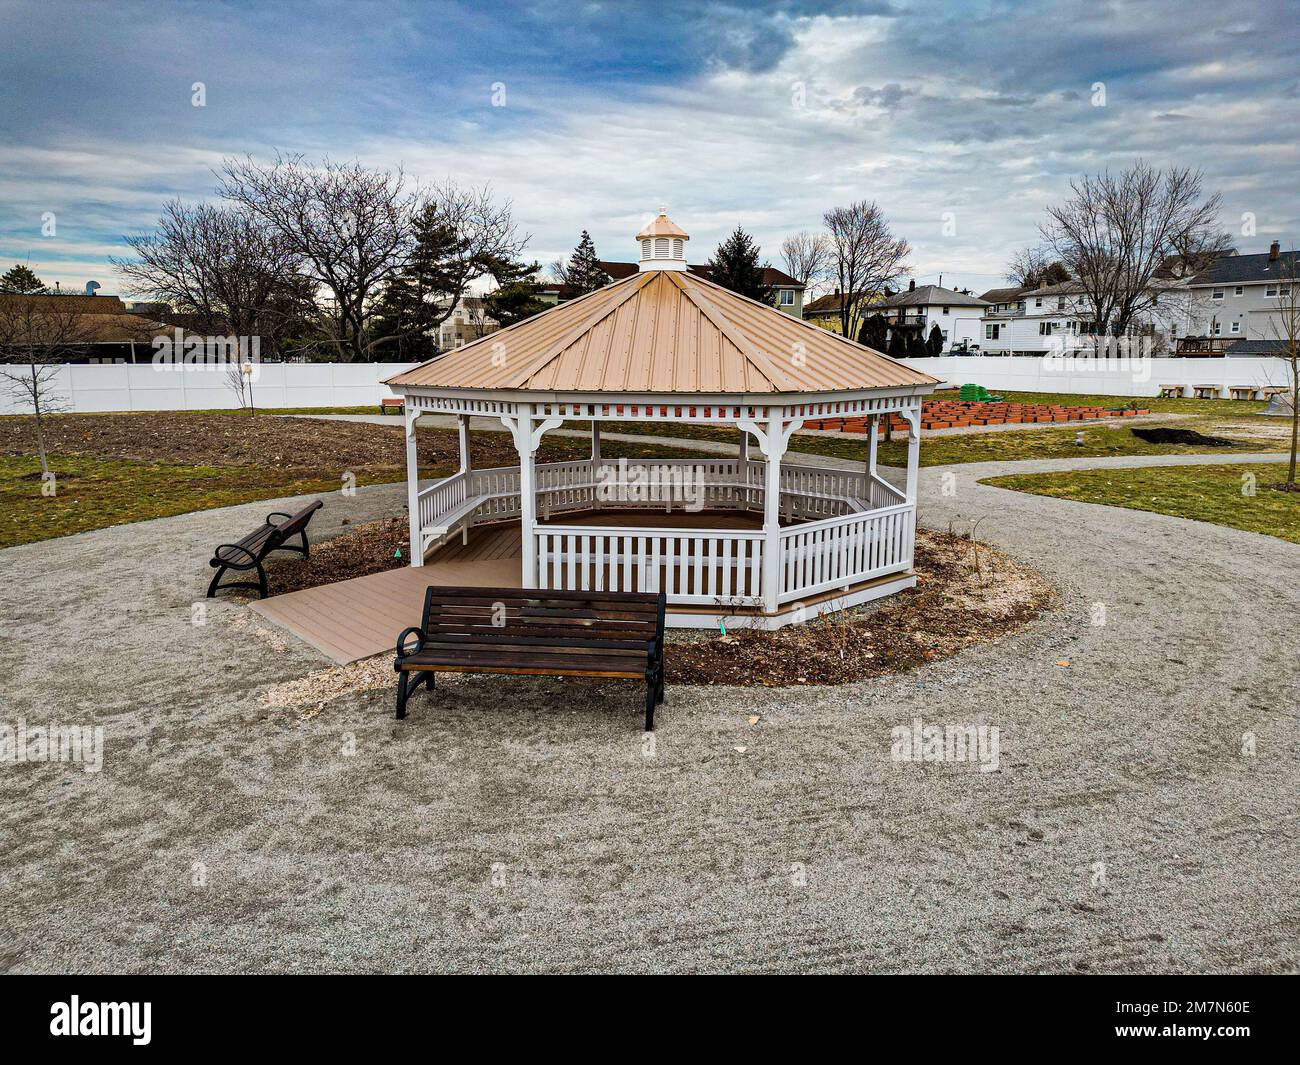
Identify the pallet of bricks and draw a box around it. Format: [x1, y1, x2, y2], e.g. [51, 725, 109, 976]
[802, 399, 1150, 434]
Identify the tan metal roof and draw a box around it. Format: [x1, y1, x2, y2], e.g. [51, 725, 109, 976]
[636, 212, 690, 239]
[386, 270, 940, 395]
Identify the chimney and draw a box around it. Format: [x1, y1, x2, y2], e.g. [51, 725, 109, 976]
[1270, 240, 1280, 261]
[908, 279, 915, 291]
[834, 287, 840, 297]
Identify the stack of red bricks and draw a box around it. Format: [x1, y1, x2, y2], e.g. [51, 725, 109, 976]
[803, 400, 1151, 434]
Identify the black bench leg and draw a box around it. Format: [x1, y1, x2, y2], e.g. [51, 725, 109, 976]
[255, 562, 268, 599]
[644, 676, 656, 732]
[396, 672, 410, 719]
[395, 670, 435, 720]
[656, 668, 665, 705]
[206, 565, 226, 598]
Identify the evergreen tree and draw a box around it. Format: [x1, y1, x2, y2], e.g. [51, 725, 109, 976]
[857, 312, 889, 350]
[908, 331, 928, 358]
[926, 323, 945, 356]
[0, 264, 46, 294]
[886, 329, 908, 358]
[560, 231, 607, 296]
[707, 226, 773, 304]
[482, 259, 549, 328]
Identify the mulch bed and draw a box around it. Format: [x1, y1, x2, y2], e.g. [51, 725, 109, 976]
[266, 515, 410, 592]
[261, 520, 1053, 686]
[0, 412, 531, 472]
[804, 399, 1150, 434]
[668, 529, 1053, 685]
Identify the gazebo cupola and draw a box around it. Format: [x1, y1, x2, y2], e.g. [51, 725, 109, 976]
[637, 209, 690, 271]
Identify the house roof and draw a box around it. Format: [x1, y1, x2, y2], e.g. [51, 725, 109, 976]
[598, 260, 803, 289]
[386, 268, 938, 396]
[1190, 249, 1299, 286]
[882, 285, 988, 308]
[979, 286, 1028, 304]
[802, 290, 881, 315]
[0, 293, 161, 343]
[1225, 339, 1291, 356]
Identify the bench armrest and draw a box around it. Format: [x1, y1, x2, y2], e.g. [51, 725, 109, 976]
[211, 542, 259, 567]
[394, 626, 426, 659]
[265, 510, 293, 525]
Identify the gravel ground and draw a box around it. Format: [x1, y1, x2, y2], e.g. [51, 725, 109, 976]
[1, 452, 1297, 974]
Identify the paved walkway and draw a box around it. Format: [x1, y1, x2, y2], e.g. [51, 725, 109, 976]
[2, 449, 1296, 973]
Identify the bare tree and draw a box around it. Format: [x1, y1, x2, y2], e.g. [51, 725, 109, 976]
[1005, 247, 1070, 287]
[822, 201, 910, 340]
[1268, 250, 1300, 490]
[0, 296, 96, 479]
[780, 230, 831, 289]
[113, 200, 305, 351]
[1040, 163, 1226, 346]
[217, 154, 417, 362]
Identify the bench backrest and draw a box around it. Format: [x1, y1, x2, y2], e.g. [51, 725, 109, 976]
[422, 587, 666, 649]
[273, 499, 324, 539]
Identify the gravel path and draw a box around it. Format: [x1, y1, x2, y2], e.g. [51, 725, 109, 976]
[2, 450, 1296, 974]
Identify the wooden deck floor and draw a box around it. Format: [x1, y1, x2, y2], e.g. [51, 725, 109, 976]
[250, 511, 764, 664]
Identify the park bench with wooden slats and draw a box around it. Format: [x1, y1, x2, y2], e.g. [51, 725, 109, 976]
[393, 586, 668, 729]
[1158, 384, 1186, 398]
[1193, 383, 1222, 400]
[1228, 385, 1259, 401]
[206, 499, 324, 599]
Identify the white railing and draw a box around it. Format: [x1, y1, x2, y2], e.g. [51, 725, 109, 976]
[778, 503, 914, 604]
[868, 474, 906, 509]
[417, 469, 470, 535]
[534, 526, 766, 605]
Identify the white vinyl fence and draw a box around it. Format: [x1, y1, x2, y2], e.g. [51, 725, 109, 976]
[2, 355, 1293, 415]
[907, 356, 1292, 398]
[0, 361, 418, 415]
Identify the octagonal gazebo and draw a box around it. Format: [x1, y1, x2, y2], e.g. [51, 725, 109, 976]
[384, 212, 939, 629]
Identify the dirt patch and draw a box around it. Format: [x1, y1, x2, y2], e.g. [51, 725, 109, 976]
[669, 529, 1054, 685]
[0, 412, 529, 472]
[1130, 426, 1234, 447]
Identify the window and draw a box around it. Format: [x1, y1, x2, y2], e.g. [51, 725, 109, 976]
[941, 306, 949, 315]
[1211, 289, 1224, 300]
[1234, 286, 1244, 296]
[1035, 297, 1043, 307]
[779, 289, 794, 306]
[1039, 322, 1055, 335]
[1057, 297, 1066, 310]
[940, 329, 948, 340]
[1213, 322, 1221, 335]
[986, 324, 1000, 340]
[1231, 322, 1241, 333]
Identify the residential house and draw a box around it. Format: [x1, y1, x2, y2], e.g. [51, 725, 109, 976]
[437, 297, 498, 350]
[880, 282, 989, 350]
[1178, 242, 1298, 355]
[0, 291, 161, 363]
[976, 280, 1173, 355]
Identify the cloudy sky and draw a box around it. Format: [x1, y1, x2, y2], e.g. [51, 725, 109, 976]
[1, 0, 1297, 298]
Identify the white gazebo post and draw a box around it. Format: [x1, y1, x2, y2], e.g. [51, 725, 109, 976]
[866, 412, 879, 484]
[741, 410, 799, 615]
[590, 420, 601, 464]
[457, 413, 471, 475]
[405, 405, 423, 568]
[902, 406, 921, 504]
[514, 403, 537, 584]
